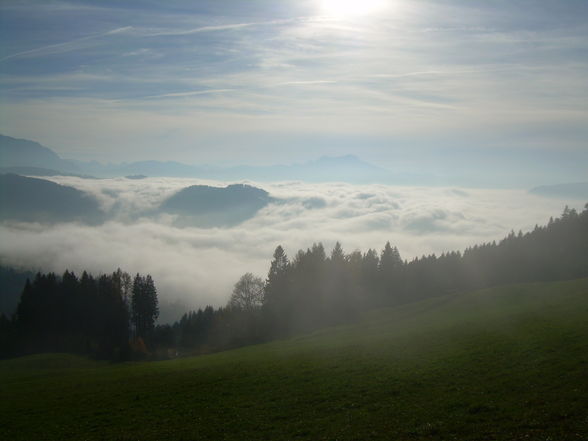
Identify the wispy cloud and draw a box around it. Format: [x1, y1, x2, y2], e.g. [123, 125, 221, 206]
[141, 20, 293, 37]
[1, 0, 587, 174]
[0, 26, 133, 62]
[142, 89, 235, 99]
[276, 80, 337, 86]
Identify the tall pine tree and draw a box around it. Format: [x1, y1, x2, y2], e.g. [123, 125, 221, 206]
[131, 274, 159, 342]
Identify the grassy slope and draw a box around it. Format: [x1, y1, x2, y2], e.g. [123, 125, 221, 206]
[1, 279, 588, 440]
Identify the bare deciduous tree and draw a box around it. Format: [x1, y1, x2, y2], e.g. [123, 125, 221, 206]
[228, 273, 264, 311]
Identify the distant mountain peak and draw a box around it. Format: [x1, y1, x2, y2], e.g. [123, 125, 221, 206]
[0, 133, 393, 183]
[0, 133, 78, 172]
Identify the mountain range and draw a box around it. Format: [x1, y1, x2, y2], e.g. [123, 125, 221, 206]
[2, 134, 585, 191]
[0, 134, 391, 183]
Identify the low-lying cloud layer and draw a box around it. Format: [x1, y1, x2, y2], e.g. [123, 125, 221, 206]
[0, 176, 581, 321]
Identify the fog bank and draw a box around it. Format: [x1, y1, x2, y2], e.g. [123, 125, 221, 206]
[0, 176, 579, 321]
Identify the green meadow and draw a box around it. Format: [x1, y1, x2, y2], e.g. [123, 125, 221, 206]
[2, 278, 588, 440]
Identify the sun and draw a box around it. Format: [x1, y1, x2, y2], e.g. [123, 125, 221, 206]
[319, 0, 387, 17]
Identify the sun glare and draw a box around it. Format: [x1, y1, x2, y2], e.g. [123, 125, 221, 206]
[320, 0, 387, 17]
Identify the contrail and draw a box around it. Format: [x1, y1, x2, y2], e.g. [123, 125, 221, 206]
[0, 26, 133, 63]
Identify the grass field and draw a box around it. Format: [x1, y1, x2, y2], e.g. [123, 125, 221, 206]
[2, 279, 588, 440]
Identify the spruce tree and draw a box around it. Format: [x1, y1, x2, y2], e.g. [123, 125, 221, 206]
[131, 274, 159, 341]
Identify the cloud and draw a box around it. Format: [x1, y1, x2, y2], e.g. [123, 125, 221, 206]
[0, 27, 133, 62]
[141, 19, 293, 37]
[2, 1, 587, 175]
[143, 89, 235, 99]
[0, 177, 581, 321]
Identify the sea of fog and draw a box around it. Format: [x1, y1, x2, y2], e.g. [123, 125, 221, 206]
[0, 176, 582, 321]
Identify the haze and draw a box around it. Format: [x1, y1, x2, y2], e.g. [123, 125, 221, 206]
[0, 175, 584, 320]
[1, 0, 587, 320]
[1, 0, 587, 184]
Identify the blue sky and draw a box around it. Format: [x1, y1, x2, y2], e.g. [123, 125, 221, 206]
[1, 0, 587, 186]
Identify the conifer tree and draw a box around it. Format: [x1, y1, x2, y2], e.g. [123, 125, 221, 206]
[131, 274, 159, 341]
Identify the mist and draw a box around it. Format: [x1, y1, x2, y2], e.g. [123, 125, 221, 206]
[0, 176, 580, 321]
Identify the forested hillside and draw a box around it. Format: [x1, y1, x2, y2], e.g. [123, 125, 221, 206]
[171, 204, 588, 353]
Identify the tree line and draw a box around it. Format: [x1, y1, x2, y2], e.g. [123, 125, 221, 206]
[0, 270, 158, 360]
[166, 204, 588, 354]
[1, 204, 587, 360]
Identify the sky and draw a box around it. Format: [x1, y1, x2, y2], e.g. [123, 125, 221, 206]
[1, 0, 587, 185]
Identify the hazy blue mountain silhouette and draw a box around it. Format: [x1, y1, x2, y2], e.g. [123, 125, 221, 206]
[530, 182, 588, 200]
[0, 174, 103, 224]
[160, 184, 273, 227]
[0, 166, 95, 179]
[77, 155, 391, 183]
[0, 135, 78, 172]
[0, 133, 412, 184]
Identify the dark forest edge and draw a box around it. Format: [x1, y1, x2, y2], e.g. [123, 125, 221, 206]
[1, 204, 587, 361]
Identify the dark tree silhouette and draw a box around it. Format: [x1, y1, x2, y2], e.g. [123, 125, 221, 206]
[262, 245, 291, 335]
[131, 274, 159, 342]
[7, 269, 132, 360]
